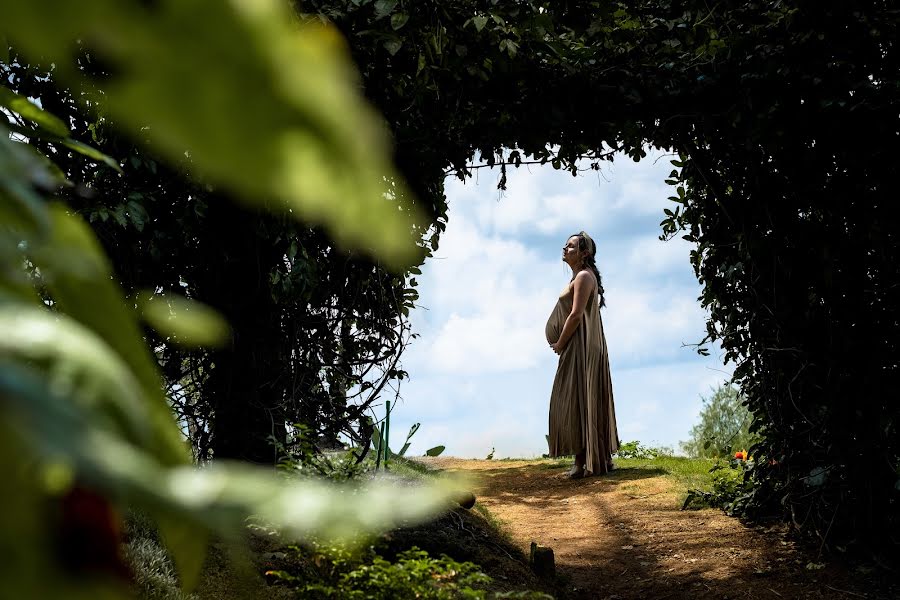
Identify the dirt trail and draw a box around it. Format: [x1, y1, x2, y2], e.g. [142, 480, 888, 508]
[421, 458, 886, 600]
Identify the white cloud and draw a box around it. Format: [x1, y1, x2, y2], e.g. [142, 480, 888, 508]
[621, 235, 693, 277]
[602, 284, 707, 367]
[428, 313, 543, 374]
[411, 213, 561, 375]
[447, 154, 674, 238]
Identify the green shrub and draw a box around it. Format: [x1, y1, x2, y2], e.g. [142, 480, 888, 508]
[682, 460, 754, 515]
[272, 424, 373, 482]
[268, 546, 550, 600]
[614, 440, 672, 459]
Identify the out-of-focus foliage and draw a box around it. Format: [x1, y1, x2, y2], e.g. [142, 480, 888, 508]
[0, 3, 455, 597]
[5, 0, 898, 557]
[3, 0, 423, 265]
[274, 423, 375, 481]
[681, 384, 758, 459]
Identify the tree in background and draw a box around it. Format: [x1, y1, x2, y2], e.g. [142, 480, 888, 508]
[681, 384, 757, 459]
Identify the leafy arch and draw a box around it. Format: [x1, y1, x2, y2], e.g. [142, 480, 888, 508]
[4, 0, 895, 553]
[308, 0, 899, 551]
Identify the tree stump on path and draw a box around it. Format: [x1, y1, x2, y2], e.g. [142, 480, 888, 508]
[529, 541, 555, 579]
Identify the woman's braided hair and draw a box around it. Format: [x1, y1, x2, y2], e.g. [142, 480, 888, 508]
[572, 231, 606, 309]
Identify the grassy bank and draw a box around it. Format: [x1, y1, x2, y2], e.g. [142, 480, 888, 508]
[124, 456, 557, 600]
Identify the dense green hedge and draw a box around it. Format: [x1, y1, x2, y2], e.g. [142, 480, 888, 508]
[308, 0, 899, 551]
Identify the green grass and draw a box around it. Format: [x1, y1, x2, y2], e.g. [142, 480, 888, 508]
[611, 456, 716, 493]
[471, 502, 511, 539]
[500, 455, 717, 498]
[380, 455, 442, 479]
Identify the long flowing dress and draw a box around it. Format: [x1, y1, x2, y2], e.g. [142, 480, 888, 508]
[545, 277, 619, 475]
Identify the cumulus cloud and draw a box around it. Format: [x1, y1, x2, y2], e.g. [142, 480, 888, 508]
[602, 284, 707, 367]
[620, 235, 694, 277]
[428, 313, 543, 374]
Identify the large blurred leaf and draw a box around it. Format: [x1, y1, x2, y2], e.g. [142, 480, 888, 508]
[0, 306, 151, 447]
[0, 126, 53, 304]
[29, 205, 188, 466]
[4, 0, 424, 266]
[5, 119, 121, 173]
[156, 516, 209, 592]
[0, 418, 124, 599]
[0, 359, 458, 543]
[138, 291, 231, 348]
[0, 124, 53, 234]
[0, 85, 70, 137]
[58, 138, 122, 172]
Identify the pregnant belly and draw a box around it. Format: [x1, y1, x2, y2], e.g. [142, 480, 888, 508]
[545, 311, 561, 344]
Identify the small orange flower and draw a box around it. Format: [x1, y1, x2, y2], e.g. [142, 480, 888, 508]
[734, 450, 746, 460]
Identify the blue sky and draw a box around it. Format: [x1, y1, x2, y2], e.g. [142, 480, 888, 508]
[386, 147, 732, 458]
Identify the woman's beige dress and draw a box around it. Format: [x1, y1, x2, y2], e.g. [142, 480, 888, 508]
[545, 276, 619, 475]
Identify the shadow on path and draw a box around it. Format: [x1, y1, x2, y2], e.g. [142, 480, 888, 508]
[446, 459, 896, 600]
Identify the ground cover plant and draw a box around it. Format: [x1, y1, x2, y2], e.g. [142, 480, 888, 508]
[120, 454, 555, 600]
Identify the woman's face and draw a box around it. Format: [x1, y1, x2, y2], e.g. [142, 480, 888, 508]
[562, 236, 582, 266]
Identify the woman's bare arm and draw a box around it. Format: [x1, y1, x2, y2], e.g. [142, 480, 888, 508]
[551, 270, 594, 354]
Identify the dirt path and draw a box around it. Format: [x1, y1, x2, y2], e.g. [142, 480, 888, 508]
[421, 458, 887, 600]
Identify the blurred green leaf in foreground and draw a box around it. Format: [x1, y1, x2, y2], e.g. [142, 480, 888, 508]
[4, 0, 425, 266]
[0, 1, 450, 597]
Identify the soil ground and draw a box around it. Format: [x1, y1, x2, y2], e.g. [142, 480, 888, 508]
[419, 457, 897, 600]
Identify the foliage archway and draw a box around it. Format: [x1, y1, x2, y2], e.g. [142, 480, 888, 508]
[6, 0, 897, 553]
[306, 0, 898, 553]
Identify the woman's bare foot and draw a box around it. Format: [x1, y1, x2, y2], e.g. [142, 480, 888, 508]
[567, 451, 586, 479]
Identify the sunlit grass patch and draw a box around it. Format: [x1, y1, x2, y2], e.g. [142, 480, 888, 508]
[611, 456, 716, 495]
[534, 457, 573, 470]
[496, 454, 718, 502]
[383, 456, 441, 479]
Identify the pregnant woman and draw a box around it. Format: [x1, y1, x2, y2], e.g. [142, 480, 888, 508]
[546, 231, 619, 478]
